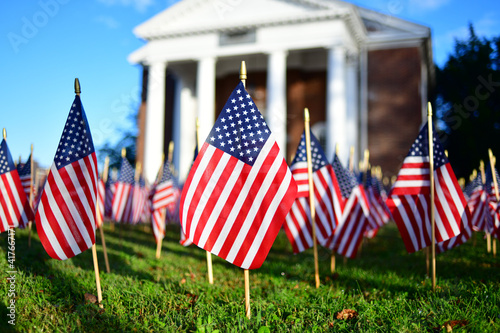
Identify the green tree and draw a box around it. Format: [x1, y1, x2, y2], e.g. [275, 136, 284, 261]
[436, 24, 500, 178]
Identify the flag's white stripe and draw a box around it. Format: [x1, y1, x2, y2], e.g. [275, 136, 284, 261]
[240, 156, 293, 268]
[37, 200, 68, 260]
[394, 180, 430, 188]
[189, 151, 233, 243]
[398, 168, 430, 176]
[404, 156, 429, 163]
[181, 145, 214, 233]
[0, 176, 19, 228]
[222, 140, 282, 261]
[197, 158, 243, 248]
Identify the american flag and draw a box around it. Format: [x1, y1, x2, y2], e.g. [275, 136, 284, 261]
[132, 176, 148, 224]
[35, 95, 97, 260]
[386, 122, 471, 253]
[151, 160, 176, 241]
[284, 130, 342, 253]
[112, 157, 135, 223]
[332, 153, 358, 204]
[104, 176, 115, 219]
[0, 139, 34, 232]
[97, 178, 105, 228]
[364, 169, 390, 234]
[180, 81, 297, 269]
[325, 156, 371, 258]
[152, 160, 175, 211]
[17, 154, 32, 198]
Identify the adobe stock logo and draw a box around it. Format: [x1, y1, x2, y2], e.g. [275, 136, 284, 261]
[7, 0, 71, 54]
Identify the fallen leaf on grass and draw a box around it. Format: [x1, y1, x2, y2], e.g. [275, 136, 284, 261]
[84, 293, 98, 304]
[186, 293, 198, 305]
[336, 309, 358, 320]
[434, 320, 469, 332]
[180, 278, 186, 284]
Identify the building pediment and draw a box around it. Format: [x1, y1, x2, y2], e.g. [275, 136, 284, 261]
[134, 0, 356, 40]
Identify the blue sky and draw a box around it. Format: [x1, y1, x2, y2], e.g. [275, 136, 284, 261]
[1, 0, 499, 169]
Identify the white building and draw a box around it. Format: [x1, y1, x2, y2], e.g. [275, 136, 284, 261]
[128, 0, 433, 183]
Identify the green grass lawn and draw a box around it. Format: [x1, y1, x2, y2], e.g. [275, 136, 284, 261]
[1, 222, 499, 332]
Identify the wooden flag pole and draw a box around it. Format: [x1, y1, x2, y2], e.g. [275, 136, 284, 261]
[98, 156, 111, 273]
[196, 119, 214, 284]
[76, 78, 103, 307]
[28, 144, 34, 247]
[489, 150, 499, 257]
[241, 61, 251, 319]
[427, 102, 436, 292]
[304, 108, 321, 288]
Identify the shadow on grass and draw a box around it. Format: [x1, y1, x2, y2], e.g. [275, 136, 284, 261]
[0, 229, 130, 331]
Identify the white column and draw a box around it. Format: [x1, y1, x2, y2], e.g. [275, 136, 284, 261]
[175, 75, 197, 182]
[326, 46, 347, 163]
[196, 57, 217, 143]
[359, 47, 368, 159]
[345, 52, 359, 165]
[266, 50, 288, 154]
[144, 61, 167, 183]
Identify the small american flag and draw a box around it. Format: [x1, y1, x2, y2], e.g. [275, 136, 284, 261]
[0, 140, 34, 232]
[152, 160, 175, 211]
[35, 95, 97, 260]
[104, 176, 115, 219]
[112, 157, 135, 223]
[386, 122, 471, 253]
[284, 130, 342, 253]
[180, 81, 297, 269]
[97, 178, 105, 228]
[325, 156, 371, 258]
[17, 154, 32, 198]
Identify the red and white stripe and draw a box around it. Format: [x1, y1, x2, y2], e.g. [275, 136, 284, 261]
[0, 169, 33, 232]
[387, 156, 470, 253]
[180, 137, 297, 269]
[284, 163, 343, 253]
[152, 209, 165, 242]
[152, 179, 175, 211]
[97, 178, 105, 228]
[326, 186, 370, 258]
[35, 154, 97, 260]
[112, 182, 133, 223]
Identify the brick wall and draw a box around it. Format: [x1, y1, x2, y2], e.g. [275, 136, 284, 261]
[367, 47, 423, 177]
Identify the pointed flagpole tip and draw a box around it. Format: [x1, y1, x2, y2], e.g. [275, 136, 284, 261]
[304, 108, 310, 122]
[427, 101, 432, 116]
[2, 128, 6, 140]
[489, 148, 494, 159]
[31, 143, 34, 152]
[74, 78, 81, 96]
[335, 143, 339, 155]
[240, 61, 247, 81]
[121, 148, 126, 158]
